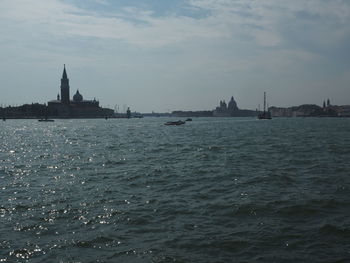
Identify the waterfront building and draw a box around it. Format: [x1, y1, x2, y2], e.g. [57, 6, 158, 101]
[228, 96, 238, 111]
[172, 96, 256, 117]
[269, 104, 340, 117]
[213, 96, 242, 117]
[48, 65, 113, 118]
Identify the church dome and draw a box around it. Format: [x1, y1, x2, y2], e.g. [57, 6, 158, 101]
[73, 90, 83, 102]
[228, 96, 238, 111]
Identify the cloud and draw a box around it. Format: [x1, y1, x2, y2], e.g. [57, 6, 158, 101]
[1, 0, 349, 52]
[0, 0, 227, 48]
[1, 0, 350, 110]
[1, 0, 349, 73]
[93, 0, 110, 5]
[188, 0, 350, 50]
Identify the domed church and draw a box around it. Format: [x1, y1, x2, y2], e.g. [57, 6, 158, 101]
[48, 65, 113, 118]
[73, 90, 83, 102]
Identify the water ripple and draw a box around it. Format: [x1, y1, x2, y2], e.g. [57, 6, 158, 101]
[0, 118, 349, 262]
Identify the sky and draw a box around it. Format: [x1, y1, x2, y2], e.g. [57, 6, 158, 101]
[1, 0, 350, 112]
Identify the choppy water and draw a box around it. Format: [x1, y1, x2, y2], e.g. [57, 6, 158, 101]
[0, 117, 349, 262]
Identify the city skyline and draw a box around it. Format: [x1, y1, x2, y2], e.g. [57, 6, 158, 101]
[1, 0, 350, 112]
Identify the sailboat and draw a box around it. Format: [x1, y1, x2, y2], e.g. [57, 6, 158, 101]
[258, 92, 272, 119]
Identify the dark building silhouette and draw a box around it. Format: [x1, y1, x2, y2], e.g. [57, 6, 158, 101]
[48, 65, 113, 118]
[213, 96, 256, 117]
[214, 96, 238, 116]
[73, 90, 83, 102]
[228, 96, 238, 111]
[270, 104, 339, 117]
[61, 65, 70, 104]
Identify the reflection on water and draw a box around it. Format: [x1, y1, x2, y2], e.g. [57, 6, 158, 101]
[0, 118, 349, 262]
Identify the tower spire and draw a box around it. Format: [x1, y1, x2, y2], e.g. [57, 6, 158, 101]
[60, 64, 70, 104]
[62, 64, 68, 79]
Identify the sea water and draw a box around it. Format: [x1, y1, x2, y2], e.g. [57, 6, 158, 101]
[0, 117, 349, 262]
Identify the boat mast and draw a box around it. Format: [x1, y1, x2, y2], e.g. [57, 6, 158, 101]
[263, 92, 266, 113]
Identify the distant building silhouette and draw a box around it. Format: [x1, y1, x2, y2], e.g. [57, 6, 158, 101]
[212, 96, 256, 117]
[73, 90, 83, 102]
[214, 97, 238, 117]
[270, 103, 340, 117]
[228, 96, 238, 111]
[48, 65, 113, 118]
[60, 64, 70, 104]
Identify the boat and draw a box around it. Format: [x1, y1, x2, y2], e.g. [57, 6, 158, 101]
[186, 118, 192, 121]
[38, 109, 54, 122]
[258, 92, 272, 120]
[164, 120, 185, 126]
[38, 119, 54, 122]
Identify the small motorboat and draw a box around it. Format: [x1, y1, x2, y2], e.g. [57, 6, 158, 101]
[186, 118, 192, 121]
[38, 119, 54, 122]
[164, 120, 185, 126]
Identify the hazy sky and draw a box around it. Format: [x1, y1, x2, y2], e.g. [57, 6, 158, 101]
[1, 0, 350, 112]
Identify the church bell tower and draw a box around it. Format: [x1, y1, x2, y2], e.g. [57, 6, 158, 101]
[60, 64, 70, 104]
